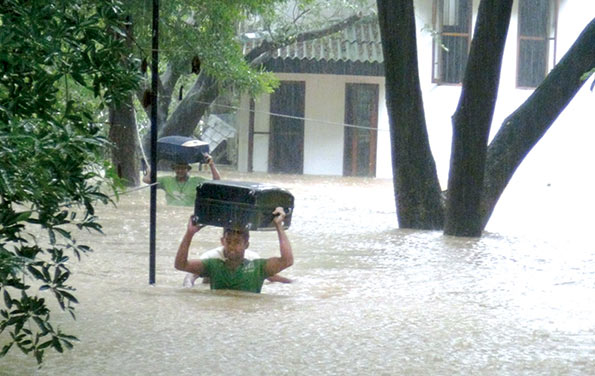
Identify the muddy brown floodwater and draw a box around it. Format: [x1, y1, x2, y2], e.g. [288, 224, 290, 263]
[2, 170, 594, 375]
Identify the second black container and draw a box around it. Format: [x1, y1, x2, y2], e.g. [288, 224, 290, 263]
[157, 136, 209, 164]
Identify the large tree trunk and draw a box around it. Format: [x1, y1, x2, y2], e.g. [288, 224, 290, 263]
[480, 17, 595, 228]
[377, 3, 592, 237]
[139, 62, 184, 158]
[444, 0, 513, 237]
[108, 17, 140, 186]
[109, 97, 139, 187]
[377, 0, 443, 229]
[159, 73, 219, 138]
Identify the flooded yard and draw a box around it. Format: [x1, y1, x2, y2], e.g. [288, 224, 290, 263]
[2, 170, 594, 375]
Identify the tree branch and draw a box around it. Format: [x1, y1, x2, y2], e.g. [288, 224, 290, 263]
[444, 0, 513, 237]
[480, 17, 595, 228]
[153, 12, 366, 158]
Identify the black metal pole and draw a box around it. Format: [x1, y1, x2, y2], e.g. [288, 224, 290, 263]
[149, 0, 159, 285]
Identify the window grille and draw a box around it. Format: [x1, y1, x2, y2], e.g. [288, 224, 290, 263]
[517, 0, 558, 88]
[432, 0, 472, 84]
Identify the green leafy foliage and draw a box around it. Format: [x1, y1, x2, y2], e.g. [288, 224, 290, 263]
[125, 0, 283, 96]
[0, 0, 139, 365]
[123, 0, 371, 98]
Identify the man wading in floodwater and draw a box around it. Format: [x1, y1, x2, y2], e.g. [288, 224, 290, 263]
[144, 154, 291, 286]
[174, 207, 293, 293]
[142, 154, 221, 207]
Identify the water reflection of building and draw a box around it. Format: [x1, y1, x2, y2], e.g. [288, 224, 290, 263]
[233, 1, 593, 182]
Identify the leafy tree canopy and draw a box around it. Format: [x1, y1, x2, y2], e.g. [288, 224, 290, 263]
[126, 0, 371, 97]
[1, 0, 139, 364]
[125, 0, 286, 96]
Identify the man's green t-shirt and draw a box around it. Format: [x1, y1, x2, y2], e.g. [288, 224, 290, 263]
[202, 258, 270, 293]
[157, 176, 207, 206]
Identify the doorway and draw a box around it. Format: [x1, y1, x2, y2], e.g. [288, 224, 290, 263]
[343, 83, 378, 177]
[269, 81, 305, 174]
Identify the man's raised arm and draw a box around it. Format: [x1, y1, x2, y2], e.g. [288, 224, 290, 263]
[265, 207, 293, 277]
[204, 154, 221, 180]
[174, 217, 206, 275]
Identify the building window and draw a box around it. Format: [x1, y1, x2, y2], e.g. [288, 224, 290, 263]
[517, 0, 557, 88]
[432, 0, 472, 84]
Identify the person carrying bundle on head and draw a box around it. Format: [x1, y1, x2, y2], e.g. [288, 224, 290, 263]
[142, 154, 220, 207]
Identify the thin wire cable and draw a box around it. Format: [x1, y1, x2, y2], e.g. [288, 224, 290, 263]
[109, 182, 157, 199]
[201, 100, 388, 132]
[95, 100, 388, 132]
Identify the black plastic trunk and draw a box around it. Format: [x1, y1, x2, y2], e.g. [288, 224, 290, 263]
[194, 180, 294, 231]
[157, 136, 209, 164]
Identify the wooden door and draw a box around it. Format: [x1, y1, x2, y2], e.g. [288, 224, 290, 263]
[343, 83, 378, 177]
[269, 81, 305, 174]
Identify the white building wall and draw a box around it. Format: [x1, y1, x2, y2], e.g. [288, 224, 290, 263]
[413, 0, 595, 188]
[239, 0, 593, 181]
[238, 72, 391, 178]
[237, 92, 272, 173]
[237, 95, 250, 172]
[252, 94, 271, 173]
[301, 74, 345, 176]
[375, 83, 393, 179]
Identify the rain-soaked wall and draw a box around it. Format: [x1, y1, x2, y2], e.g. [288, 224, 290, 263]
[238, 0, 593, 184]
[237, 73, 392, 178]
[416, 0, 595, 188]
